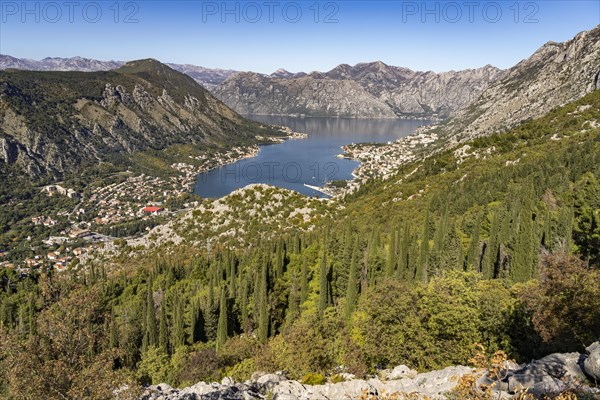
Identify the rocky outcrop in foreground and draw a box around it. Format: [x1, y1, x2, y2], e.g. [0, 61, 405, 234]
[141, 342, 600, 400]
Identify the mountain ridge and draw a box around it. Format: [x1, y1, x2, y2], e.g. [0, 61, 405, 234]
[0, 54, 504, 119]
[0, 59, 277, 181]
[432, 24, 600, 142]
[215, 62, 504, 119]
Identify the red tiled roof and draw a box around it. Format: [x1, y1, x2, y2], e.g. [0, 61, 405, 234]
[142, 206, 163, 213]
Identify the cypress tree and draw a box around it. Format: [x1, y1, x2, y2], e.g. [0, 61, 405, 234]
[300, 257, 309, 304]
[190, 298, 198, 344]
[287, 273, 300, 323]
[366, 230, 380, 284]
[1, 300, 13, 328]
[240, 278, 249, 333]
[258, 263, 269, 343]
[344, 237, 360, 320]
[253, 269, 261, 323]
[482, 209, 501, 279]
[208, 278, 215, 308]
[466, 212, 482, 271]
[416, 209, 430, 283]
[341, 224, 353, 268]
[385, 230, 398, 277]
[558, 205, 574, 253]
[142, 285, 157, 352]
[360, 241, 369, 294]
[397, 223, 410, 280]
[511, 206, 537, 282]
[497, 207, 513, 279]
[441, 222, 462, 271]
[541, 208, 552, 250]
[190, 298, 205, 344]
[89, 264, 97, 285]
[274, 240, 283, 278]
[17, 306, 25, 338]
[109, 308, 119, 349]
[228, 255, 237, 298]
[318, 246, 329, 318]
[172, 293, 185, 350]
[216, 288, 228, 352]
[159, 305, 168, 353]
[433, 211, 448, 253]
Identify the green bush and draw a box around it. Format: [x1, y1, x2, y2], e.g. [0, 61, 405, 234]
[222, 358, 255, 382]
[301, 372, 326, 385]
[329, 373, 346, 383]
[172, 347, 224, 386]
[137, 346, 172, 385]
[352, 278, 431, 370]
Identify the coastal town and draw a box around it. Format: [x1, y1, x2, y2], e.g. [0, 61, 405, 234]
[341, 129, 439, 180]
[86, 145, 262, 226]
[1, 125, 443, 278]
[0, 125, 439, 276]
[0, 130, 312, 275]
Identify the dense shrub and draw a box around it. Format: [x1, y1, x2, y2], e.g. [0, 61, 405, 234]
[522, 253, 600, 352]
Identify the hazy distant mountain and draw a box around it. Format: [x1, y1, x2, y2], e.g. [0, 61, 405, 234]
[0, 59, 275, 180]
[215, 62, 504, 119]
[165, 63, 238, 90]
[0, 55, 123, 72]
[0, 55, 238, 90]
[270, 68, 306, 79]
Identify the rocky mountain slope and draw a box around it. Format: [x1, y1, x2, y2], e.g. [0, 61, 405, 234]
[434, 24, 600, 142]
[214, 71, 400, 118]
[347, 25, 600, 173]
[0, 59, 276, 180]
[1, 55, 503, 119]
[213, 62, 503, 119]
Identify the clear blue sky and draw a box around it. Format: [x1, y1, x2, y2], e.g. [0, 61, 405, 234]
[1, 1, 598, 73]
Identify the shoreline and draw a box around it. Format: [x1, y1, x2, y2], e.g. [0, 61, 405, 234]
[302, 183, 333, 198]
[190, 122, 435, 201]
[244, 113, 441, 121]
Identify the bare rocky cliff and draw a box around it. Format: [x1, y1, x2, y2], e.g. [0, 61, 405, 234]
[213, 63, 504, 119]
[435, 25, 600, 142]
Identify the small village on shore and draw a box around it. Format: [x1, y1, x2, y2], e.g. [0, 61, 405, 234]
[6, 123, 447, 274]
[0, 125, 438, 276]
[0, 129, 316, 275]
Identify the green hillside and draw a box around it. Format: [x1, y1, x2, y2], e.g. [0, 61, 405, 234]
[0, 60, 281, 183]
[1, 90, 599, 398]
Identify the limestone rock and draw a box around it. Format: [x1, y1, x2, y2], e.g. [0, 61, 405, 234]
[584, 341, 600, 382]
[387, 365, 418, 380]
